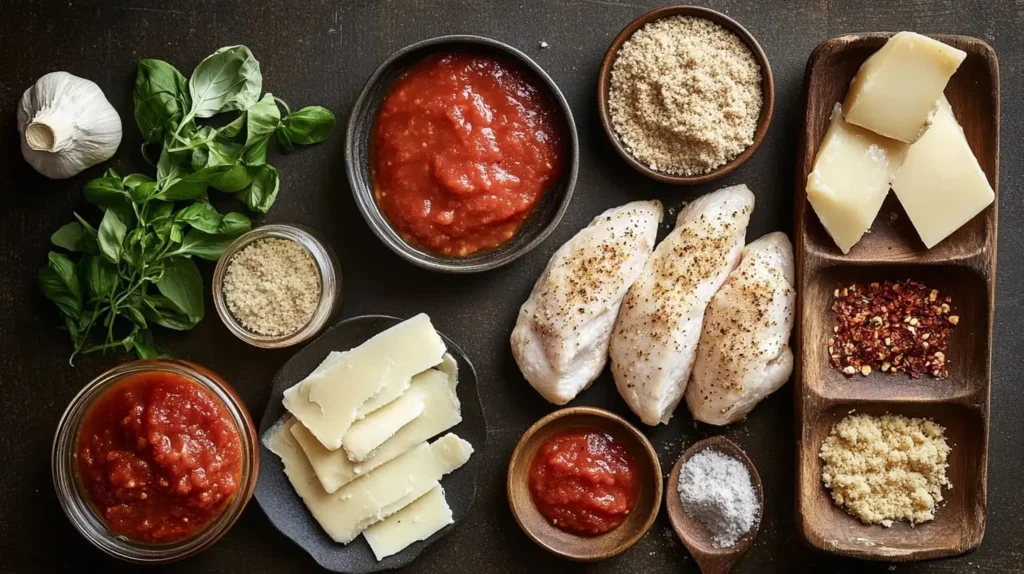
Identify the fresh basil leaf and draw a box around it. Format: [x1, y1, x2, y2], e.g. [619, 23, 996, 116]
[84, 174, 126, 205]
[160, 165, 230, 201]
[279, 105, 336, 147]
[134, 59, 190, 143]
[157, 146, 187, 180]
[173, 229, 235, 260]
[219, 212, 252, 236]
[276, 128, 295, 153]
[206, 138, 244, 167]
[97, 210, 127, 264]
[219, 112, 246, 139]
[147, 201, 175, 224]
[188, 45, 262, 119]
[39, 252, 83, 318]
[51, 222, 87, 252]
[211, 163, 252, 193]
[156, 257, 204, 322]
[246, 92, 280, 147]
[237, 164, 279, 213]
[191, 146, 210, 171]
[122, 174, 154, 190]
[129, 328, 159, 358]
[129, 181, 160, 203]
[81, 255, 119, 302]
[142, 293, 198, 331]
[175, 202, 223, 234]
[242, 135, 270, 166]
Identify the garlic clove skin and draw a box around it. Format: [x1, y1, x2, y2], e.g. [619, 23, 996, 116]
[17, 71, 122, 179]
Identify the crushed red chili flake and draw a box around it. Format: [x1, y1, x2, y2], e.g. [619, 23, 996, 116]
[828, 280, 957, 379]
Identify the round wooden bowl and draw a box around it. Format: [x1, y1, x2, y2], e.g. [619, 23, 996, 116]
[666, 436, 763, 573]
[597, 5, 775, 185]
[506, 407, 662, 562]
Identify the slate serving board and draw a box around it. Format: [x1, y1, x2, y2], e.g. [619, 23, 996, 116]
[253, 315, 487, 573]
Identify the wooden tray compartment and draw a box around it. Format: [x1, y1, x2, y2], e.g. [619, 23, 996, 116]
[798, 34, 999, 266]
[803, 262, 990, 402]
[795, 33, 998, 562]
[798, 400, 987, 561]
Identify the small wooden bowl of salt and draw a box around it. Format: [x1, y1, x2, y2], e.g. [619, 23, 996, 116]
[667, 436, 763, 574]
[597, 5, 774, 185]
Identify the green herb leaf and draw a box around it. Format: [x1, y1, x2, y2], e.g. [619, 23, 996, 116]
[157, 146, 187, 181]
[211, 163, 253, 193]
[220, 113, 247, 139]
[51, 222, 88, 252]
[172, 229, 236, 260]
[156, 257, 205, 323]
[39, 252, 83, 318]
[130, 329, 159, 358]
[97, 210, 127, 264]
[122, 174, 154, 189]
[142, 293, 198, 331]
[246, 92, 281, 147]
[279, 105, 336, 147]
[134, 59, 190, 143]
[175, 202, 223, 234]
[81, 255, 119, 302]
[237, 164, 279, 213]
[218, 212, 252, 236]
[160, 165, 230, 201]
[84, 174, 136, 227]
[187, 45, 262, 119]
[129, 181, 160, 203]
[242, 135, 270, 166]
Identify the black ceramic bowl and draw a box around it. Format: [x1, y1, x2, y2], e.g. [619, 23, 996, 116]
[346, 35, 579, 273]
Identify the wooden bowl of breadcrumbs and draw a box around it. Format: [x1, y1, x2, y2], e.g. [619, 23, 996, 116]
[598, 5, 774, 185]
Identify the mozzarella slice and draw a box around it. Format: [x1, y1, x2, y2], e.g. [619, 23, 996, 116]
[269, 423, 472, 544]
[282, 314, 446, 450]
[292, 363, 462, 493]
[343, 391, 425, 462]
[362, 485, 453, 560]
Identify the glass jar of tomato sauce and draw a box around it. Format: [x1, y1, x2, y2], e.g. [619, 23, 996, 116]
[52, 360, 258, 563]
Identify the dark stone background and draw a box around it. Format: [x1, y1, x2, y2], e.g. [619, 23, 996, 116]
[1, 0, 1020, 572]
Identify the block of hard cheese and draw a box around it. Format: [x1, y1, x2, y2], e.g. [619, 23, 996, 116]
[844, 32, 966, 143]
[293, 358, 461, 493]
[363, 485, 453, 561]
[343, 390, 425, 462]
[269, 423, 472, 544]
[807, 104, 909, 253]
[891, 96, 994, 248]
[283, 313, 446, 450]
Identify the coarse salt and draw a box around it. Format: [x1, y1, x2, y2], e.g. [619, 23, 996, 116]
[677, 449, 760, 548]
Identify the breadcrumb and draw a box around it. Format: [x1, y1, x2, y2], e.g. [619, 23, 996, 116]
[608, 16, 762, 176]
[223, 238, 321, 337]
[819, 413, 951, 527]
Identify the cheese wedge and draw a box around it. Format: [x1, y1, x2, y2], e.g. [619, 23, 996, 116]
[891, 96, 994, 248]
[283, 314, 446, 450]
[269, 423, 472, 544]
[343, 391, 425, 462]
[363, 485, 453, 561]
[844, 32, 966, 143]
[806, 104, 909, 253]
[293, 363, 462, 493]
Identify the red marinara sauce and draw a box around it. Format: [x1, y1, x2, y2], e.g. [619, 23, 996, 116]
[371, 52, 566, 257]
[75, 370, 242, 543]
[528, 427, 639, 535]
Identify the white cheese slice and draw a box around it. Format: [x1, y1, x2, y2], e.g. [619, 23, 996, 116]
[282, 314, 446, 450]
[269, 424, 472, 544]
[890, 96, 995, 248]
[301, 351, 410, 420]
[343, 391, 425, 462]
[844, 31, 966, 143]
[806, 103, 909, 253]
[362, 485, 453, 561]
[292, 361, 462, 493]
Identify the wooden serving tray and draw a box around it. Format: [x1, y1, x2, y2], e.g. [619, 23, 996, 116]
[794, 33, 999, 562]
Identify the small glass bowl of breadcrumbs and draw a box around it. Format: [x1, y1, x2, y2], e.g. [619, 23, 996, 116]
[213, 224, 342, 348]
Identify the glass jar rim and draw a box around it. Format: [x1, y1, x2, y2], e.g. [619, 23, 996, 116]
[51, 359, 258, 564]
[212, 224, 342, 349]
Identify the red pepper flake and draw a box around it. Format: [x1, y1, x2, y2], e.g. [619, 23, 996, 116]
[829, 280, 956, 379]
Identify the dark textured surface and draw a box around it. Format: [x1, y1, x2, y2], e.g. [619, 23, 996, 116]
[0, 1, 1021, 573]
[255, 315, 486, 573]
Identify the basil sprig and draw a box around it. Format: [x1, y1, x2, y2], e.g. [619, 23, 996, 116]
[40, 45, 335, 364]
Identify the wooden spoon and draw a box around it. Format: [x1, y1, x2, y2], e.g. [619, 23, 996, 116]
[666, 436, 764, 574]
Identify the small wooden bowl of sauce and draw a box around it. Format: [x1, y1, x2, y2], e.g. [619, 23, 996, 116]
[507, 407, 662, 561]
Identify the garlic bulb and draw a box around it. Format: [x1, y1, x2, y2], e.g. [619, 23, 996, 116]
[17, 72, 122, 179]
